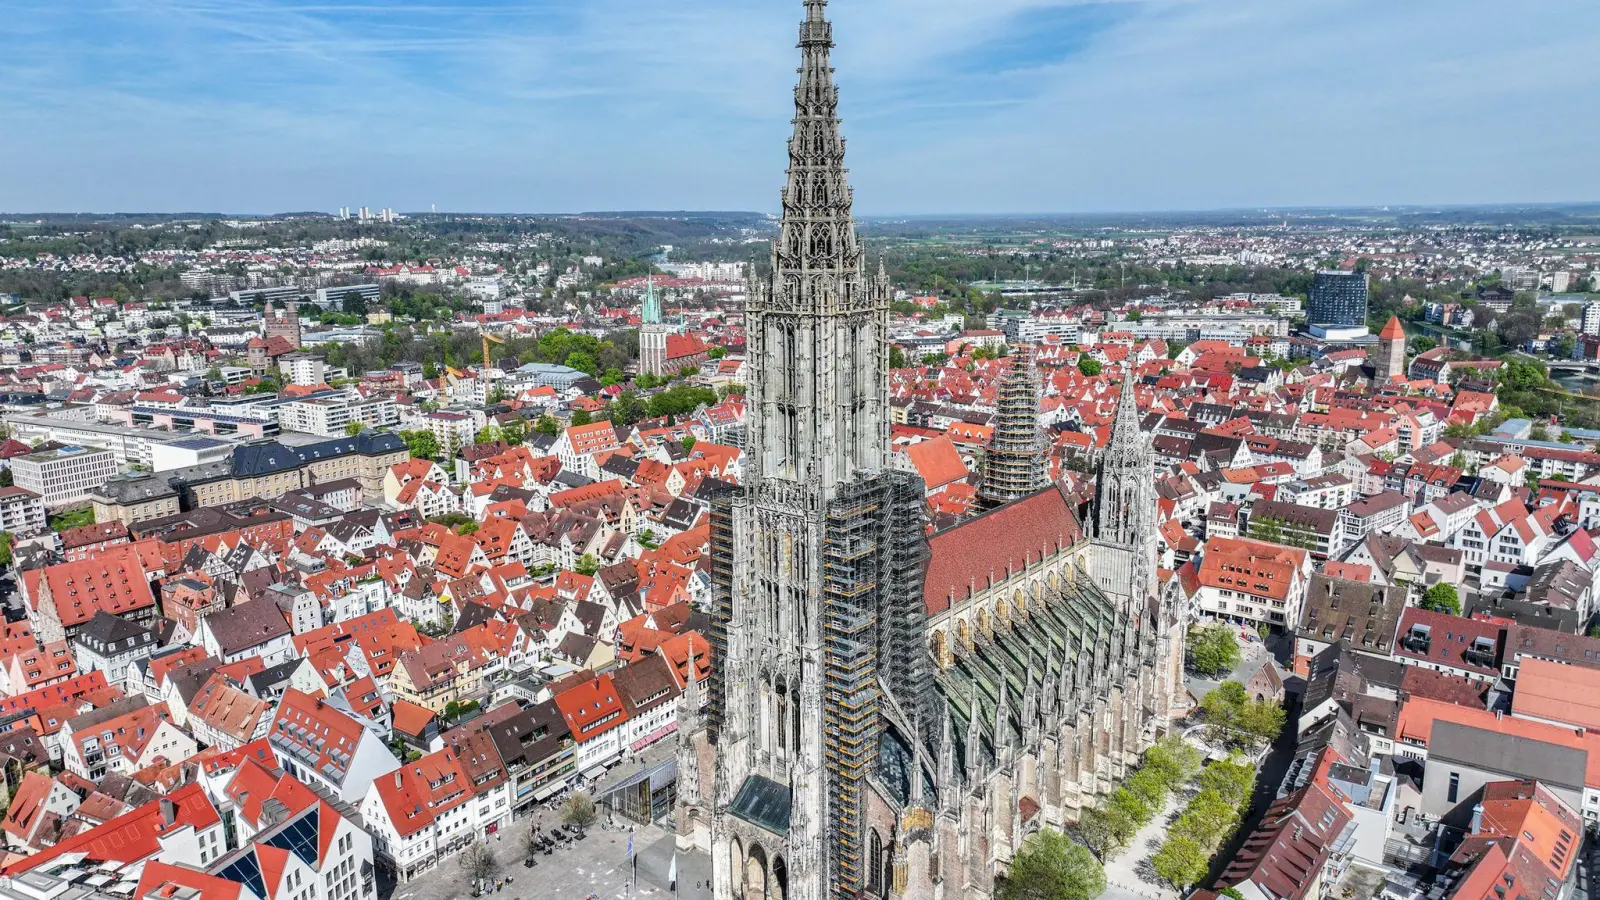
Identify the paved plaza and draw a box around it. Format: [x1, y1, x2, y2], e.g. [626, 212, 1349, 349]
[392, 822, 712, 900]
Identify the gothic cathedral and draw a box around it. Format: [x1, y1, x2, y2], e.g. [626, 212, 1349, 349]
[673, 4, 1186, 898]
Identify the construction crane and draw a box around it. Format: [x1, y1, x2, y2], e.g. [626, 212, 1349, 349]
[481, 331, 505, 369]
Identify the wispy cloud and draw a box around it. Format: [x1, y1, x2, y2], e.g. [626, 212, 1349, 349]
[0, 0, 1594, 213]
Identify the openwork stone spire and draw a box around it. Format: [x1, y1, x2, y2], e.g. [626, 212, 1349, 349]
[1094, 364, 1154, 546]
[977, 344, 1046, 510]
[770, 0, 868, 316]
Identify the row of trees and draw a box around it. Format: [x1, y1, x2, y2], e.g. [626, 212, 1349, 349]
[1150, 755, 1258, 890]
[1075, 736, 1202, 860]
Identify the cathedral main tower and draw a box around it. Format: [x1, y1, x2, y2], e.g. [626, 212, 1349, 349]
[700, 2, 931, 899]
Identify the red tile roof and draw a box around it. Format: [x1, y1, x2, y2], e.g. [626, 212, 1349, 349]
[924, 485, 1083, 615]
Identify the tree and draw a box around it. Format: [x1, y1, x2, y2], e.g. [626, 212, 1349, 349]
[342, 290, 368, 316]
[400, 429, 440, 461]
[461, 842, 498, 886]
[682, 435, 697, 453]
[533, 415, 561, 437]
[502, 417, 528, 446]
[560, 791, 598, 829]
[609, 390, 647, 427]
[1421, 583, 1461, 615]
[1078, 799, 1139, 860]
[575, 553, 599, 576]
[570, 409, 593, 427]
[1187, 624, 1241, 678]
[889, 345, 908, 369]
[565, 350, 598, 375]
[1198, 755, 1258, 810]
[525, 820, 543, 858]
[344, 422, 366, 437]
[0, 533, 12, 568]
[1246, 515, 1284, 545]
[1150, 835, 1209, 890]
[475, 424, 503, 446]
[999, 829, 1106, 900]
[1078, 358, 1102, 377]
[1235, 699, 1287, 743]
[1409, 336, 1437, 355]
[707, 346, 728, 359]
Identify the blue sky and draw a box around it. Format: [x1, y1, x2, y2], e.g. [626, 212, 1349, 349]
[2, 0, 1596, 214]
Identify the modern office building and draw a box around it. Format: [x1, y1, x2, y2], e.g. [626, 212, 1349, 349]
[10, 446, 119, 509]
[1307, 270, 1370, 328]
[314, 283, 382, 309]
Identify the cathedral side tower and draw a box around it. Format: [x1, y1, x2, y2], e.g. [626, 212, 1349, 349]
[977, 344, 1046, 510]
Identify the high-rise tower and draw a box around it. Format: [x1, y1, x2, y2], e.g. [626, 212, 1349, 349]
[705, 2, 930, 898]
[977, 345, 1046, 510]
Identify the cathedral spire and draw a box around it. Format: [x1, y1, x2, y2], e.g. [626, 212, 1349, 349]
[978, 344, 1046, 510]
[1094, 364, 1154, 546]
[772, 0, 865, 314]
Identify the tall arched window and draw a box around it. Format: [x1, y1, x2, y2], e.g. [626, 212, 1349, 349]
[867, 831, 884, 895]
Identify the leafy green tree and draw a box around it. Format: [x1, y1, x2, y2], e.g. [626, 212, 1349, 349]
[600, 367, 624, 387]
[682, 435, 697, 453]
[1187, 624, 1241, 677]
[1198, 755, 1258, 810]
[921, 352, 949, 367]
[1236, 699, 1287, 743]
[344, 422, 366, 437]
[399, 429, 440, 461]
[501, 418, 527, 446]
[999, 829, 1106, 900]
[646, 385, 717, 420]
[575, 553, 599, 576]
[1074, 806, 1128, 861]
[342, 290, 368, 316]
[1246, 515, 1284, 544]
[889, 346, 908, 369]
[565, 350, 597, 375]
[609, 390, 648, 427]
[1150, 835, 1209, 890]
[1421, 583, 1461, 615]
[707, 346, 728, 359]
[570, 410, 593, 427]
[1078, 358, 1102, 377]
[475, 424, 503, 446]
[0, 533, 12, 567]
[533, 415, 561, 437]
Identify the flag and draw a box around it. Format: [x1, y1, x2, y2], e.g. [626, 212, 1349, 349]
[668, 853, 678, 893]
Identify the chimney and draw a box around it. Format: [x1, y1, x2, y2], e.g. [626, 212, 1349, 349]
[395, 771, 403, 788]
[160, 798, 176, 826]
[1469, 803, 1484, 835]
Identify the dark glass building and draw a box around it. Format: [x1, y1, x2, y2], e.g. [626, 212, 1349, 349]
[1308, 270, 1370, 327]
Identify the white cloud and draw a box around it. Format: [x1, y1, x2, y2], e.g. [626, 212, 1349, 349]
[0, 0, 1594, 212]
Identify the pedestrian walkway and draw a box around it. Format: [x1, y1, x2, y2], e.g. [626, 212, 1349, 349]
[1102, 791, 1183, 900]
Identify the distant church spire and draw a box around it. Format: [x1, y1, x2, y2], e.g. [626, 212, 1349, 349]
[1094, 365, 1154, 546]
[642, 272, 662, 325]
[977, 344, 1046, 510]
